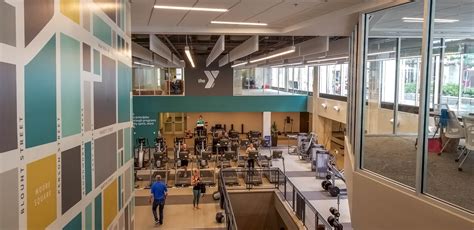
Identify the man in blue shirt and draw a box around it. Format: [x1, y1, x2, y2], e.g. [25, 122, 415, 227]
[149, 175, 168, 225]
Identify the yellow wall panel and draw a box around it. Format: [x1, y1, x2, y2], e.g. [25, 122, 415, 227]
[60, 0, 80, 24]
[103, 179, 118, 230]
[27, 154, 57, 230]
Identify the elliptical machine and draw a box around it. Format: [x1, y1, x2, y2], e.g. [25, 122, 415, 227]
[134, 137, 150, 169]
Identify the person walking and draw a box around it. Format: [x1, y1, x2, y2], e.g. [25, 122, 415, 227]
[149, 175, 168, 225]
[191, 168, 202, 210]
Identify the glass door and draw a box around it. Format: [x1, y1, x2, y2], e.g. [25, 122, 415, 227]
[161, 113, 186, 135]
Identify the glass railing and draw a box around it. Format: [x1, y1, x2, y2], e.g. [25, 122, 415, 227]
[218, 168, 332, 230]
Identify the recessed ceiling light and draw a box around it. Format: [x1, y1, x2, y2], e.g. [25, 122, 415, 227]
[210, 21, 268, 26]
[402, 17, 459, 23]
[154, 5, 228, 12]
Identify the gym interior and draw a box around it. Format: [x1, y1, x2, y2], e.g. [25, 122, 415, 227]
[0, 0, 473, 230]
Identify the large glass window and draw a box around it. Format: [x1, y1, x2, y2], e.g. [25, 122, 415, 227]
[308, 66, 314, 93]
[359, 0, 474, 213]
[318, 63, 349, 97]
[132, 64, 184, 96]
[424, 0, 474, 213]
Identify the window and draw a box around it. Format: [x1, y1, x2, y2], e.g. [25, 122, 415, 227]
[271, 68, 279, 87]
[318, 63, 349, 97]
[357, 0, 474, 213]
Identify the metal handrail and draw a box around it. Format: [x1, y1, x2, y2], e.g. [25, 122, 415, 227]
[218, 167, 333, 229]
[218, 170, 239, 229]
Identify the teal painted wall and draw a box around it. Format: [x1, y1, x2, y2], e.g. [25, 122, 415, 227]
[132, 95, 307, 143]
[133, 96, 307, 113]
[60, 33, 81, 138]
[25, 35, 57, 148]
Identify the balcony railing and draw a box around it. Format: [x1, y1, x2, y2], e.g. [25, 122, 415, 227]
[218, 167, 332, 230]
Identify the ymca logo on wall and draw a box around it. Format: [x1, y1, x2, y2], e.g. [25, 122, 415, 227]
[198, 70, 219, 89]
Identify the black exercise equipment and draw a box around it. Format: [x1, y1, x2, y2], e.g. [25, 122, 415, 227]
[327, 207, 343, 230]
[215, 212, 224, 223]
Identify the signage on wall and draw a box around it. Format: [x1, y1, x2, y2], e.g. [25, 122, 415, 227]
[186, 55, 233, 96]
[201, 70, 220, 89]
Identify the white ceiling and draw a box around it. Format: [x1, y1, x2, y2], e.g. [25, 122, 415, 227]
[131, 0, 410, 36]
[369, 0, 474, 37]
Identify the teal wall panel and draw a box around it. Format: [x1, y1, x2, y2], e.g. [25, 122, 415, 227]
[60, 33, 81, 137]
[85, 142, 92, 194]
[92, 14, 111, 46]
[94, 193, 102, 230]
[93, 49, 100, 75]
[25, 35, 56, 148]
[133, 96, 307, 113]
[85, 203, 92, 230]
[124, 128, 131, 163]
[63, 213, 81, 230]
[118, 61, 131, 123]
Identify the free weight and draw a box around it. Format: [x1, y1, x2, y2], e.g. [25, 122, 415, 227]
[322, 181, 332, 190]
[329, 186, 340, 197]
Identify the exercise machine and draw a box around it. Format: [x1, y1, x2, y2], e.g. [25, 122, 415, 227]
[175, 150, 191, 186]
[229, 130, 240, 153]
[134, 137, 150, 169]
[148, 137, 169, 188]
[327, 207, 344, 230]
[211, 124, 226, 154]
[221, 151, 237, 168]
[298, 133, 319, 162]
[247, 131, 262, 148]
[173, 137, 191, 186]
[263, 150, 285, 184]
[244, 151, 262, 186]
[283, 116, 294, 135]
[321, 157, 346, 197]
[198, 150, 216, 186]
[221, 168, 239, 186]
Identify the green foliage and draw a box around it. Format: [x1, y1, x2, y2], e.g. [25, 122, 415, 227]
[404, 83, 416, 93]
[442, 83, 460, 96]
[463, 87, 474, 98]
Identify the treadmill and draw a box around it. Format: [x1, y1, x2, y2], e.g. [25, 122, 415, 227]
[244, 151, 262, 185]
[221, 168, 239, 186]
[264, 151, 285, 184]
[199, 151, 215, 186]
[175, 151, 191, 186]
[220, 151, 236, 168]
[151, 151, 169, 186]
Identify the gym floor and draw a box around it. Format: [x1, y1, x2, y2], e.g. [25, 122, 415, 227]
[133, 141, 352, 229]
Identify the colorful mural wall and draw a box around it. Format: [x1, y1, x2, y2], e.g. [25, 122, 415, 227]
[0, 0, 134, 229]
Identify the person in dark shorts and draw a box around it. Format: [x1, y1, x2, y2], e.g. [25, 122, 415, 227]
[149, 175, 168, 225]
